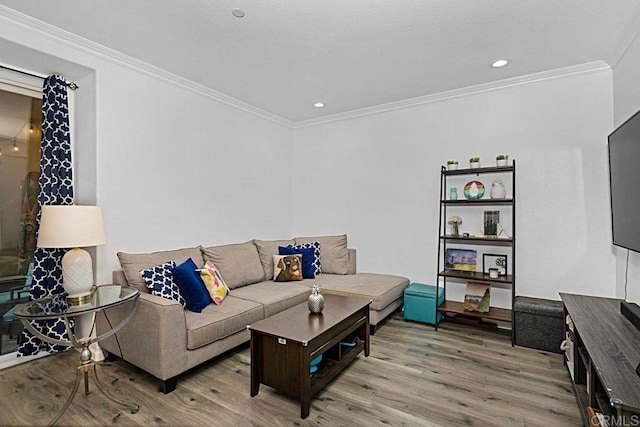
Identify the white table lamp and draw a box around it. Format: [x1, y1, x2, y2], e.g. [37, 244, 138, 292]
[37, 205, 106, 305]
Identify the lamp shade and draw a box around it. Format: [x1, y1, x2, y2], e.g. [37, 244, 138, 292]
[37, 205, 106, 303]
[37, 205, 106, 249]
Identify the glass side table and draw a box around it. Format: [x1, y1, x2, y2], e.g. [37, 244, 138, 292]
[15, 285, 140, 426]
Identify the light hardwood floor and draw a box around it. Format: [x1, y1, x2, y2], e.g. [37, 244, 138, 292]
[0, 314, 581, 426]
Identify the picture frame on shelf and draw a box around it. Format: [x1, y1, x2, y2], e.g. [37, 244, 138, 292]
[445, 248, 477, 272]
[483, 210, 500, 236]
[482, 253, 508, 276]
[463, 282, 491, 312]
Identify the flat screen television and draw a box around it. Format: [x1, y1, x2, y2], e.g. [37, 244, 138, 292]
[609, 109, 640, 337]
[608, 108, 640, 253]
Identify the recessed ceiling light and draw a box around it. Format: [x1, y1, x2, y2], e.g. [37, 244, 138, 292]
[491, 59, 510, 68]
[313, 102, 325, 108]
[232, 8, 245, 18]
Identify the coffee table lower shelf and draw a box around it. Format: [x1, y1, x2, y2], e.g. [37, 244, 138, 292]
[310, 339, 365, 396]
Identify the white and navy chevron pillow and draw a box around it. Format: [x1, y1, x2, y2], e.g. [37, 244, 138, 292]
[140, 260, 186, 308]
[287, 242, 322, 276]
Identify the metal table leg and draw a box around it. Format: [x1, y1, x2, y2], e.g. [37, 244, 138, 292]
[46, 339, 139, 426]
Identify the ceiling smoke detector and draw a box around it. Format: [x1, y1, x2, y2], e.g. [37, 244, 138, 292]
[232, 9, 245, 18]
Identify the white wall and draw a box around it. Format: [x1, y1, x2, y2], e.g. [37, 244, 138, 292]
[95, 65, 293, 283]
[98, 66, 292, 278]
[0, 9, 293, 285]
[612, 30, 640, 303]
[293, 69, 615, 305]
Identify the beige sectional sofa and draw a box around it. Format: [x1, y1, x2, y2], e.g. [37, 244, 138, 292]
[96, 235, 409, 393]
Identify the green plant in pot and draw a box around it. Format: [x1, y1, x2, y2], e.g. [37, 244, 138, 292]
[447, 160, 459, 170]
[469, 157, 480, 168]
[496, 154, 509, 166]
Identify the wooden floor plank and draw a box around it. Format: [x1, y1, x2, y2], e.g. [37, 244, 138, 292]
[0, 314, 581, 426]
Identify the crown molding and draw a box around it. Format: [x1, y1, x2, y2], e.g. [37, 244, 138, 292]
[0, 6, 612, 131]
[0, 5, 294, 129]
[293, 60, 611, 129]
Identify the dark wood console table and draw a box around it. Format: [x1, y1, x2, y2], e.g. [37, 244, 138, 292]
[560, 293, 640, 426]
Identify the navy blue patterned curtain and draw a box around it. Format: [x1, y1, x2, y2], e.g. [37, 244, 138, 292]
[18, 75, 75, 356]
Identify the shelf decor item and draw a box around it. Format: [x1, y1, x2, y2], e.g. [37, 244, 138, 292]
[463, 180, 485, 199]
[463, 282, 490, 312]
[496, 223, 509, 238]
[490, 179, 506, 199]
[445, 248, 477, 272]
[308, 284, 325, 313]
[483, 253, 508, 276]
[496, 155, 509, 167]
[449, 187, 458, 200]
[483, 210, 500, 236]
[448, 215, 462, 236]
[469, 157, 480, 168]
[447, 160, 458, 170]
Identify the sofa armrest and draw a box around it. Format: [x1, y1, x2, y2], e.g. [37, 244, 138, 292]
[113, 269, 127, 286]
[347, 248, 357, 275]
[96, 289, 188, 381]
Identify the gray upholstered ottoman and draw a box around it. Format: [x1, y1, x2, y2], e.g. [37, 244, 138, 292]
[514, 296, 563, 354]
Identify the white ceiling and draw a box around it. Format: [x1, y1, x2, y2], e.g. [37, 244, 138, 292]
[1, 1, 640, 124]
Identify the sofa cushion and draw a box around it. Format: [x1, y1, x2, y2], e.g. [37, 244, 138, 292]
[273, 254, 303, 282]
[230, 280, 310, 317]
[311, 273, 409, 311]
[172, 258, 211, 313]
[198, 261, 229, 305]
[281, 243, 321, 277]
[200, 241, 265, 289]
[140, 260, 186, 308]
[184, 296, 263, 350]
[253, 239, 295, 280]
[118, 247, 204, 291]
[295, 235, 348, 275]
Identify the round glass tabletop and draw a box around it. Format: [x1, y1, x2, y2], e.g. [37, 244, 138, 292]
[14, 285, 138, 320]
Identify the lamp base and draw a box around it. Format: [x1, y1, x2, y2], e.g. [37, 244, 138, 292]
[66, 290, 94, 306]
[62, 248, 95, 304]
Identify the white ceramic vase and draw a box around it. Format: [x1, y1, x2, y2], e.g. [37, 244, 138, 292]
[496, 159, 508, 167]
[470, 162, 480, 169]
[490, 179, 506, 199]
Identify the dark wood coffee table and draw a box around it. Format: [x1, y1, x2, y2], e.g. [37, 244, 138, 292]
[249, 294, 370, 418]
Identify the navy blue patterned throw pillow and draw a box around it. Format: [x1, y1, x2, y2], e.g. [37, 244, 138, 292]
[279, 246, 315, 279]
[140, 260, 186, 308]
[171, 258, 212, 313]
[286, 242, 321, 276]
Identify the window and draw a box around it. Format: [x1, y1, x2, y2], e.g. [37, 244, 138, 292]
[0, 89, 42, 277]
[0, 74, 42, 356]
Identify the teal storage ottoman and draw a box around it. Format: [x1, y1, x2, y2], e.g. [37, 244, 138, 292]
[403, 283, 445, 325]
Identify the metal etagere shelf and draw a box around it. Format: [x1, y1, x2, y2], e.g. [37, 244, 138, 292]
[435, 161, 516, 344]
